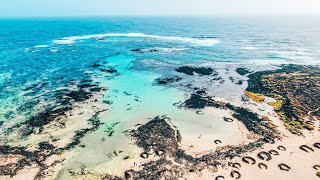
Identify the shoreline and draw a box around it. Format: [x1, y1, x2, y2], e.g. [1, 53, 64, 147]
[0, 63, 319, 179]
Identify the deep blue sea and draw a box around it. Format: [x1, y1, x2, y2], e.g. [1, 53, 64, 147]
[1, 16, 320, 129]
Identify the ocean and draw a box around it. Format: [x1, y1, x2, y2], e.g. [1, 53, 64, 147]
[1, 16, 320, 123]
[0, 16, 320, 178]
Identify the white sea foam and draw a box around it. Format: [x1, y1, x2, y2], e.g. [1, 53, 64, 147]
[241, 46, 257, 50]
[53, 39, 75, 45]
[244, 59, 290, 65]
[34, 45, 49, 48]
[50, 49, 59, 53]
[138, 47, 189, 53]
[268, 50, 314, 61]
[154, 47, 189, 52]
[257, 58, 318, 65]
[53, 33, 220, 46]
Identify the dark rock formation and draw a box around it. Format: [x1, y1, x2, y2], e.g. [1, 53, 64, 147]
[100, 68, 118, 74]
[131, 48, 160, 54]
[236, 68, 250, 76]
[130, 116, 179, 154]
[183, 94, 227, 109]
[156, 76, 182, 85]
[176, 66, 214, 76]
[246, 64, 320, 134]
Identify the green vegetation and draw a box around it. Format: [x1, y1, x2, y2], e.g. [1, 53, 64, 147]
[305, 125, 315, 130]
[244, 91, 265, 103]
[246, 65, 319, 134]
[267, 95, 284, 110]
[278, 111, 303, 134]
[267, 122, 278, 129]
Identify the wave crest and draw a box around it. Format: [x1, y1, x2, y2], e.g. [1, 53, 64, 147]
[53, 33, 220, 46]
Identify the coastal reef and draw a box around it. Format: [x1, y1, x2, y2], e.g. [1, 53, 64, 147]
[246, 65, 320, 134]
[115, 106, 278, 180]
[0, 111, 105, 179]
[4, 78, 106, 137]
[0, 74, 108, 179]
[175, 66, 215, 76]
[236, 67, 251, 76]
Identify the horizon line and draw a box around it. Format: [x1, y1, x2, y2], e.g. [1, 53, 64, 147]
[1, 13, 320, 19]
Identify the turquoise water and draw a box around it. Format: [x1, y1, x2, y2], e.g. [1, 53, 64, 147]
[1, 16, 320, 130]
[97, 55, 184, 126]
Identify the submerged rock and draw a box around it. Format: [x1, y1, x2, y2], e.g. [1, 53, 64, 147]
[176, 66, 214, 76]
[92, 63, 101, 68]
[7, 77, 106, 138]
[236, 68, 250, 76]
[97, 37, 105, 41]
[156, 76, 182, 85]
[131, 48, 160, 54]
[131, 48, 159, 53]
[183, 94, 227, 109]
[63, 111, 104, 150]
[100, 68, 118, 74]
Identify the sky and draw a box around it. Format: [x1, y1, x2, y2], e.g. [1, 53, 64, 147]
[1, 0, 320, 17]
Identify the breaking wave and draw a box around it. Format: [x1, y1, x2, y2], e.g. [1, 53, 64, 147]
[53, 33, 220, 46]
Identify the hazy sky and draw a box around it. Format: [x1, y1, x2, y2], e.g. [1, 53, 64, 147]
[1, 0, 320, 17]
